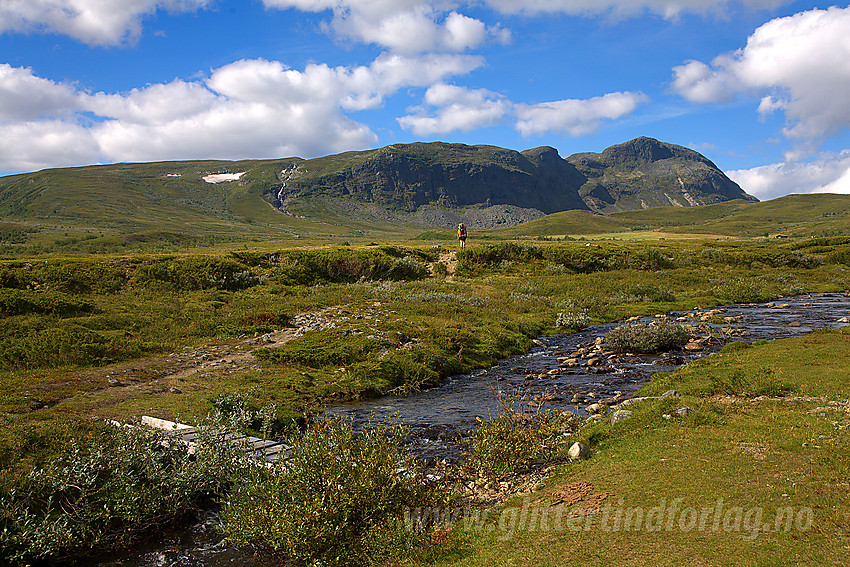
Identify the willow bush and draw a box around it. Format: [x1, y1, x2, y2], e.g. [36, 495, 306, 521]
[220, 416, 448, 567]
[0, 424, 242, 564]
[605, 320, 690, 354]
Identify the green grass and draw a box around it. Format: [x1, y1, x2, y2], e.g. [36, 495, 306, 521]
[0, 233, 848, 563]
[492, 194, 850, 240]
[428, 328, 850, 566]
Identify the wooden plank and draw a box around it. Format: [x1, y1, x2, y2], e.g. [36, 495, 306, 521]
[136, 416, 283, 464]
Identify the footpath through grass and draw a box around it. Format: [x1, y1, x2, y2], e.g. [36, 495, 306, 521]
[432, 328, 850, 566]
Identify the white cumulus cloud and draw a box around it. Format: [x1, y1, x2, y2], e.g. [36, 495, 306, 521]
[0, 0, 211, 45]
[0, 120, 99, 172]
[0, 53, 485, 171]
[672, 6, 850, 141]
[514, 91, 648, 136]
[398, 84, 509, 135]
[263, 1, 507, 53]
[0, 64, 79, 120]
[727, 151, 850, 200]
[265, 0, 788, 21]
[398, 86, 646, 137]
[0, 0, 790, 46]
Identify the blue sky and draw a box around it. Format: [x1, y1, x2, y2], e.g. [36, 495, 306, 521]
[2, 1, 850, 200]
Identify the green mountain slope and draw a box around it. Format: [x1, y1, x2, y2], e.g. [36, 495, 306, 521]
[0, 159, 296, 230]
[495, 194, 850, 238]
[0, 138, 779, 253]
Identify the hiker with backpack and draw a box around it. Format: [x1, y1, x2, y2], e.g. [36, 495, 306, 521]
[457, 223, 467, 249]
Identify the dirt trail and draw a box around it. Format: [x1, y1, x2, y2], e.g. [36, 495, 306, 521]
[74, 328, 298, 404]
[80, 312, 338, 400]
[437, 250, 458, 281]
[163, 328, 297, 382]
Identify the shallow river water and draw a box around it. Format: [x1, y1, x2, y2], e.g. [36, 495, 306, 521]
[95, 292, 850, 567]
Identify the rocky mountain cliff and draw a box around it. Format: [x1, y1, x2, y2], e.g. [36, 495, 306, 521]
[565, 137, 754, 212]
[270, 137, 754, 221]
[271, 142, 589, 216]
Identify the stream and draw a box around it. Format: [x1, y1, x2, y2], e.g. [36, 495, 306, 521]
[94, 292, 850, 567]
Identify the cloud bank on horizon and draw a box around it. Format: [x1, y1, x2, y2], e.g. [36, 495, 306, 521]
[1, 0, 849, 201]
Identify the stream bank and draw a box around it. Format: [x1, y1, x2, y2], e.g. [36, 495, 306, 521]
[96, 292, 850, 567]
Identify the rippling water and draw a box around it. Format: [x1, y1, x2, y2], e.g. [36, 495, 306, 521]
[95, 293, 850, 567]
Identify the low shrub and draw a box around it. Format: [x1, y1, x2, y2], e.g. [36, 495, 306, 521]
[712, 277, 772, 304]
[462, 403, 580, 480]
[0, 324, 129, 369]
[349, 346, 462, 394]
[542, 245, 619, 273]
[0, 289, 95, 316]
[828, 247, 850, 266]
[632, 248, 676, 270]
[220, 417, 447, 567]
[624, 284, 676, 303]
[0, 424, 241, 564]
[270, 248, 430, 285]
[555, 308, 591, 330]
[605, 320, 690, 354]
[456, 242, 543, 274]
[254, 329, 389, 367]
[134, 257, 261, 291]
[0, 260, 129, 293]
[209, 390, 298, 437]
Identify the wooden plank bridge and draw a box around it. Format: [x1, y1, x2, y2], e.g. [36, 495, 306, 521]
[139, 415, 288, 464]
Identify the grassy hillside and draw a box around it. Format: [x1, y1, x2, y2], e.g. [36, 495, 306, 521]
[670, 193, 850, 237]
[0, 159, 431, 254]
[494, 210, 631, 237]
[492, 195, 850, 240]
[609, 199, 755, 230]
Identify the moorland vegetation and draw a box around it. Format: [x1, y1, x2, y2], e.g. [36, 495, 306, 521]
[0, 200, 849, 564]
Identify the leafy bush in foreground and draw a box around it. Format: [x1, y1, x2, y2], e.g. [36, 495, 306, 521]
[605, 320, 690, 354]
[220, 417, 447, 567]
[0, 425, 241, 564]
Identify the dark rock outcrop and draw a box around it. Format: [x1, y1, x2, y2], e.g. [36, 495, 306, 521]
[279, 142, 589, 215]
[565, 137, 755, 212]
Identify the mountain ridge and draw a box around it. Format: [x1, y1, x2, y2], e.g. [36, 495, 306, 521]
[270, 137, 754, 220]
[0, 138, 755, 235]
